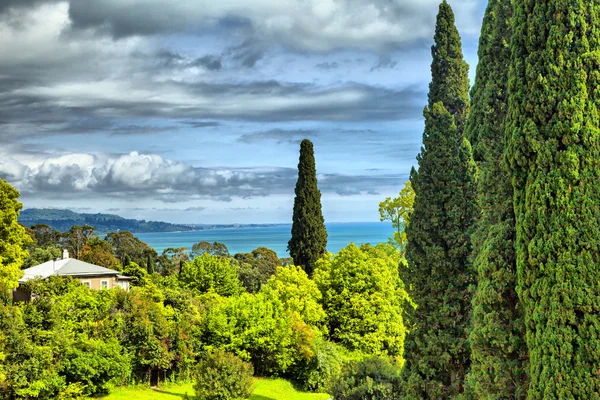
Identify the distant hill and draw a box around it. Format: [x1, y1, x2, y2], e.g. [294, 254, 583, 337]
[19, 208, 198, 233]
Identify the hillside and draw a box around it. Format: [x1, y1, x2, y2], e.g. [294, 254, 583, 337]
[19, 208, 197, 233]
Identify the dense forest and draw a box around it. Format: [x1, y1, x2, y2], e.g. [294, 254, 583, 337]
[1, 0, 600, 399]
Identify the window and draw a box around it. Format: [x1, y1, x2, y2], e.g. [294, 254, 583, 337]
[100, 280, 109, 290]
[81, 280, 91, 288]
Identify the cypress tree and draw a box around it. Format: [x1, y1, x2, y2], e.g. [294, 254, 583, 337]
[401, 1, 476, 398]
[506, 1, 600, 397]
[288, 139, 327, 276]
[146, 253, 155, 274]
[463, 0, 528, 397]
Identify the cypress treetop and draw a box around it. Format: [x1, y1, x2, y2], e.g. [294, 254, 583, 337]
[288, 139, 327, 276]
[507, 0, 600, 397]
[428, 0, 470, 130]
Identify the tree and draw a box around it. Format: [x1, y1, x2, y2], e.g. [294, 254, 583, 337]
[506, 1, 600, 397]
[402, 2, 476, 397]
[28, 224, 61, 248]
[191, 241, 230, 258]
[179, 254, 241, 297]
[378, 181, 415, 258]
[235, 247, 280, 293]
[194, 350, 254, 400]
[159, 247, 189, 276]
[105, 231, 157, 267]
[463, 0, 528, 398]
[80, 237, 121, 270]
[61, 225, 95, 259]
[314, 243, 409, 359]
[123, 262, 150, 287]
[21, 246, 62, 269]
[261, 265, 326, 331]
[288, 139, 327, 276]
[0, 179, 31, 300]
[146, 253, 155, 274]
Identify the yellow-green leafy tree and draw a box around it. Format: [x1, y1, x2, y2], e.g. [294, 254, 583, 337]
[0, 179, 31, 301]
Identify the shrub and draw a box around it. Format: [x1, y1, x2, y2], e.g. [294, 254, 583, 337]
[293, 337, 342, 392]
[194, 350, 254, 400]
[328, 356, 402, 400]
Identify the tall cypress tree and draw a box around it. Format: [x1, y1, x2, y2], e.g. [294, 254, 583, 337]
[506, 1, 600, 397]
[146, 253, 155, 274]
[401, 1, 476, 397]
[463, 0, 528, 397]
[288, 139, 327, 276]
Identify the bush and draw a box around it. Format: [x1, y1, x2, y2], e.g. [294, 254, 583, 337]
[329, 356, 402, 400]
[293, 338, 342, 392]
[194, 350, 254, 400]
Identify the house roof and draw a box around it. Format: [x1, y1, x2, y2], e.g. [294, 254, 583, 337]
[20, 258, 121, 282]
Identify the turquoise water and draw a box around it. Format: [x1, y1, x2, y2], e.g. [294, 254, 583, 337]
[137, 222, 393, 257]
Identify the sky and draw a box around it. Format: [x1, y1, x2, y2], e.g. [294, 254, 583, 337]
[0, 0, 487, 224]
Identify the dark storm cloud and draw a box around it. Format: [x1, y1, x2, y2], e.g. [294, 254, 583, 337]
[0, 75, 426, 126]
[64, 0, 482, 52]
[0, 0, 58, 14]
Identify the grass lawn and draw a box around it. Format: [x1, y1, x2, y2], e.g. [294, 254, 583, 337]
[99, 378, 331, 400]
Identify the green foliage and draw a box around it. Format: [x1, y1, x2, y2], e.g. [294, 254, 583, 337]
[105, 231, 157, 268]
[22, 246, 62, 269]
[201, 291, 300, 376]
[146, 253, 155, 274]
[506, 0, 600, 397]
[262, 265, 326, 331]
[463, 0, 528, 398]
[293, 337, 342, 393]
[61, 225, 95, 259]
[288, 139, 327, 276]
[427, 0, 470, 131]
[402, 2, 476, 397]
[191, 241, 230, 258]
[194, 349, 254, 400]
[328, 356, 401, 400]
[59, 336, 130, 395]
[28, 224, 61, 247]
[314, 244, 408, 359]
[180, 254, 242, 296]
[0, 179, 31, 300]
[378, 181, 414, 258]
[123, 262, 150, 287]
[235, 247, 280, 293]
[159, 247, 190, 276]
[80, 237, 122, 270]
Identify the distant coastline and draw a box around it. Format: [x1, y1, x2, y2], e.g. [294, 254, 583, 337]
[19, 208, 295, 234]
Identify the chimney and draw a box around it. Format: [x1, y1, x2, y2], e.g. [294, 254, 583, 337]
[63, 249, 69, 260]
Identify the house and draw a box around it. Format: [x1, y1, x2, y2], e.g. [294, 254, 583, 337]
[14, 250, 132, 301]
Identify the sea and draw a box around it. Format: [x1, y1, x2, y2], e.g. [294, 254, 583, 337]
[137, 222, 394, 257]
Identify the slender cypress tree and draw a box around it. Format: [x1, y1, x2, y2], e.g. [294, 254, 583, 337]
[288, 139, 327, 276]
[146, 253, 155, 274]
[401, 2, 476, 397]
[506, 1, 600, 397]
[463, 0, 528, 397]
